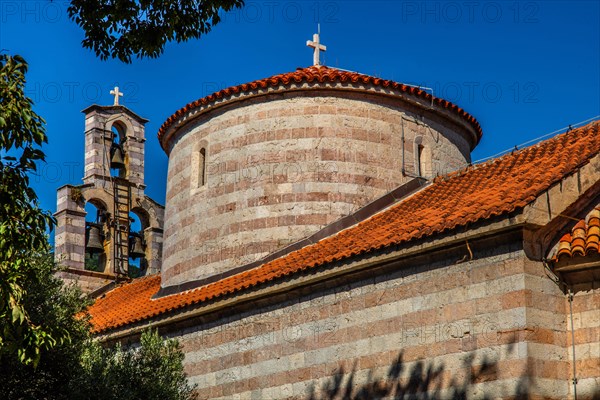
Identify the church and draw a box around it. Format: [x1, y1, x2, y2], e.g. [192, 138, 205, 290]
[54, 33, 600, 399]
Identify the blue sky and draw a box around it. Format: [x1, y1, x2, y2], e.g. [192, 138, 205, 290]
[1, 0, 599, 214]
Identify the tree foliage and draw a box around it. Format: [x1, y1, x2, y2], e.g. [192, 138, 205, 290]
[1, 24, 201, 393]
[0, 255, 196, 400]
[0, 54, 58, 367]
[70, 329, 198, 400]
[67, 0, 245, 63]
[0, 255, 91, 400]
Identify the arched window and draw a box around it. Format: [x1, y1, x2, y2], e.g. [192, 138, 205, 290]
[414, 136, 427, 177]
[198, 148, 206, 187]
[417, 143, 425, 176]
[190, 145, 208, 191]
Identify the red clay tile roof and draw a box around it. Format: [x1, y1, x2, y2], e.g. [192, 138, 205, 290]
[157, 65, 482, 151]
[553, 206, 600, 260]
[89, 121, 600, 334]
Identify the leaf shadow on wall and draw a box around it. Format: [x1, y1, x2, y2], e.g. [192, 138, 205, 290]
[305, 344, 531, 400]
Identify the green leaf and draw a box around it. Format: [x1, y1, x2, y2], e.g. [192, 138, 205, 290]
[11, 305, 24, 324]
[0, 54, 54, 368]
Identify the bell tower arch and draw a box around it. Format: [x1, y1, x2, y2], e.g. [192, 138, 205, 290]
[54, 97, 164, 295]
[82, 104, 146, 188]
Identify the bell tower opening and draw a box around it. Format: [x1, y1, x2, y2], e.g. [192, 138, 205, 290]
[109, 123, 126, 178]
[84, 201, 108, 273]
[128, 211, 148, 278]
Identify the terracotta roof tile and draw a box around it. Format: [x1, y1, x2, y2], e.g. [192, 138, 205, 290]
[89, 121, 600, 334]
[554, 206, 600, 260]
[157, 65, 482, 150]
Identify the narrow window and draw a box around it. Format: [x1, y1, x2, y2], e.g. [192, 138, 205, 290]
[417, 144, 425, 176]
[413, 136, 427, 178]
[198, 148, 206, 187]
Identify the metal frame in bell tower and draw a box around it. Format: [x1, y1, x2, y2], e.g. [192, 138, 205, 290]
[54, 102, 165, 295]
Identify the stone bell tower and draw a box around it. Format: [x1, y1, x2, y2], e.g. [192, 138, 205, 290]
[54, 88, 164, 295]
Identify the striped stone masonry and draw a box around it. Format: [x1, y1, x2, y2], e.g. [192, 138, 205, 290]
[167, 241, 587, 399]
[82, 105, 147, 187]
[161, 91, 475, 289]
[567, 287, 600, 396]
[54, 184, 86, 270]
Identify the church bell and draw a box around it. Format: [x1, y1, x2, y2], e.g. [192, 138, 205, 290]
[85, 223, 105, 254]
[110, 143, 125, 170]
[129, 232, 146, 259]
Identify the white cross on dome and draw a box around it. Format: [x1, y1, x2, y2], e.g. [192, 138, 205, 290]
[306, 30, 326, 66]
[110, 86, 123, 106]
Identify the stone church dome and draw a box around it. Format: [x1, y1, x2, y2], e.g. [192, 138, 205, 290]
[157, 65, 482, 290]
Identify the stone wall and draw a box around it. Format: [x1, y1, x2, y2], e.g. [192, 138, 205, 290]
[158, 237, 591, 399]
[161, 91, 474, 288]
[567, 284, 600, 397]
[82, 105, 147, 188]
[55, 105, 165, 293]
